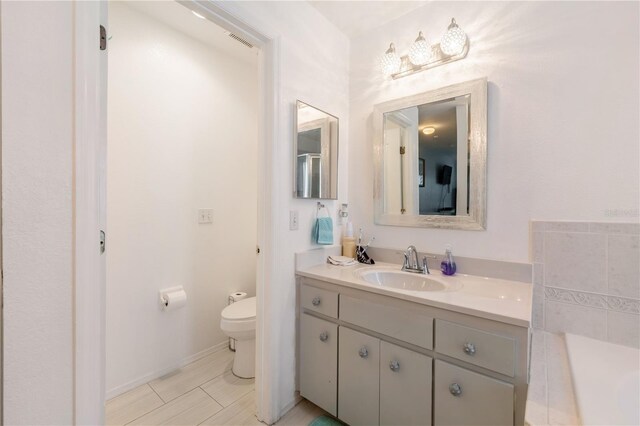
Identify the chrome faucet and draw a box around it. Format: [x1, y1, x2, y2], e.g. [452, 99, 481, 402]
[402, 245, 435, 274]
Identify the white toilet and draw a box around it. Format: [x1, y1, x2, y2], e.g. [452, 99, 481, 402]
[220, 297, 256, 378]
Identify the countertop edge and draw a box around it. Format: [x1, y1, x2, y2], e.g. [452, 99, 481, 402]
[296, 266, 532, 328]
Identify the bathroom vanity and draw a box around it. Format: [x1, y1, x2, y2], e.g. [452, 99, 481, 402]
[296, 262, 532, 426]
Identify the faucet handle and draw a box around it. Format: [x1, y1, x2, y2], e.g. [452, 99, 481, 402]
[422, 254, 436, 274]
[422, 255, 435, 274]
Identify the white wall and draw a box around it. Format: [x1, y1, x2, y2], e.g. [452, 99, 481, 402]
[1, 2, 75, 423]
[349, 1, 639, 262]
[0, 0, 348, 421]
[215, 1, 350, 419]
[106, 3, 258, 395]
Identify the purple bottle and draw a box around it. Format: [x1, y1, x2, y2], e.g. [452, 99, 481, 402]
[440, 245, 457, 276]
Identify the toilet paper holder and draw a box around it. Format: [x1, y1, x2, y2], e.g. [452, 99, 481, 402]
[159, 286, 187, 310]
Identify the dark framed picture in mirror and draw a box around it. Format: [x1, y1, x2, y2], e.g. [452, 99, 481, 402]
[419, 158, 425, 187]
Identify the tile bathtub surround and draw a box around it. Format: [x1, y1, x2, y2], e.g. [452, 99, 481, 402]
[531, 221, 640, 348]
[525, 330, 580, 426]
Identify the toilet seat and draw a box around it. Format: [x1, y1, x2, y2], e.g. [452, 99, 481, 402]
[220, 297, 256, 333]
[221, 297, 256, 321]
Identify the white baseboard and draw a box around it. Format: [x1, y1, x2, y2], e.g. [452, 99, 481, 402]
[106, 340, 230, 400]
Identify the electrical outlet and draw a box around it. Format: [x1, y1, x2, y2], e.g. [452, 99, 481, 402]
[289, 210, 299, 230]
[198, 209, 213, 224]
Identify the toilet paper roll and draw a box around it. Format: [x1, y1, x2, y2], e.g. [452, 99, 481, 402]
[161, 289, 187, 311]
[229, 292, 247, 304]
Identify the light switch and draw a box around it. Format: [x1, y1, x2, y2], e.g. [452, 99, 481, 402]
[198, 209, 213, 224]
[289, 210, 299, 230]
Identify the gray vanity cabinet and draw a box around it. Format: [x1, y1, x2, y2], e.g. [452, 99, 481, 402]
[337, 327, 433, 426]
[299, 313, 338, 416]
[379, 341, 432, 426]
[338, 326, 380, 426]
[434, 360, 514, 426]
[298, 279, 529, 426]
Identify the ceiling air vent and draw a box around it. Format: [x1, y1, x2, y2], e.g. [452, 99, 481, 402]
[228, 32, 253, 49]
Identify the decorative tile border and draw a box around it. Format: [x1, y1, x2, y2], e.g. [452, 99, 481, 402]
[544, 286, 607, 309]
[544, 286, 639, 315]
[606, 296, 640, 315]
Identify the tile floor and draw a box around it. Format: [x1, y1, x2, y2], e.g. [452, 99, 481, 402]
[106, 348, 327, 425]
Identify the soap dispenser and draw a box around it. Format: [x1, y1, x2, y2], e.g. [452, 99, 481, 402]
[440, 244, 457, 276]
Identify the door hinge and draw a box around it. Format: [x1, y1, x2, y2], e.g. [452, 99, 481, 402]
[100, 25, 107, 51]
[399, 146, 406, 155]
[100, 230, 106, 254]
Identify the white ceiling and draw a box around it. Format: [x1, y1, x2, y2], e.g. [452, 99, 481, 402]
[124, 1, 257, 64]
[309, 1, 429, 38]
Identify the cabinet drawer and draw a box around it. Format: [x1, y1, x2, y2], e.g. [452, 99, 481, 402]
[434, 360, 514, 426]
[436, 319, 516, 377]
[338, 326, 379, 426]
[300, 314, 337, 416]
[380, 341, 432, 426]
[301, 283, 338, 318]
[340, 295, 433, 350]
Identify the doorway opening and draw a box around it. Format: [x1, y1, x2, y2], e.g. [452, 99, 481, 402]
[95, 1, 271, 423]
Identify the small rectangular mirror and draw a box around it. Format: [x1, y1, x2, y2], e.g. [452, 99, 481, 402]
[373, 78, 487, 230]
[294, 101, 339, 199]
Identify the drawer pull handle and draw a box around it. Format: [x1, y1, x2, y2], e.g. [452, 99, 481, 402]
[449, 383, 462, 397]
[358, 347, 369, 358]
[463, 342, 476, 356]
[312, 297, 321, 306]
[319, 332, 328, 342]
[389, 360, 400, 371]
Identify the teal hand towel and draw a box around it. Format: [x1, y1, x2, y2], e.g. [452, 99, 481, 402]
[314, 217, 334, 245]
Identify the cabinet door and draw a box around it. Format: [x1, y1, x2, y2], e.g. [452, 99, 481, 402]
[434, 360, 514, 426]
[300, 313, 338, 416]
[338, 326, 380, 426]
[380, 341, 432, 426]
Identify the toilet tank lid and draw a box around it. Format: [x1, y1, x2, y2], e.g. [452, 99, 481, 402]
[222, 297, 256, 320]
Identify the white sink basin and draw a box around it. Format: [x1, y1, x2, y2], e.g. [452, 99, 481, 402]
[357, 268, 455, 292]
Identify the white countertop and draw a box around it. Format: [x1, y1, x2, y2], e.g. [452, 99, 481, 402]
[297, 262, 532, 327]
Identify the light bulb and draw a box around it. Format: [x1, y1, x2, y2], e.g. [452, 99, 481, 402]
[380, 43, 401, 77]
[408, 31, 432, 66]
[422, 127, 435, 135]
[440, 18, 467, 56]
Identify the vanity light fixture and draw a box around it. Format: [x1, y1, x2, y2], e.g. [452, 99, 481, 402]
[380, 18, 469, 79]
[440, 18, 467, 56]
[422, 127, 436, 135]
[408, 31, 432, 66]
[379, 43, 402, 76]
[192, 10, 206, 19]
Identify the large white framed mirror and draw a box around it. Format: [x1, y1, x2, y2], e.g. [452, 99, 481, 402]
[373, 78, 487, 230]
[294, 100, 339, 199]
